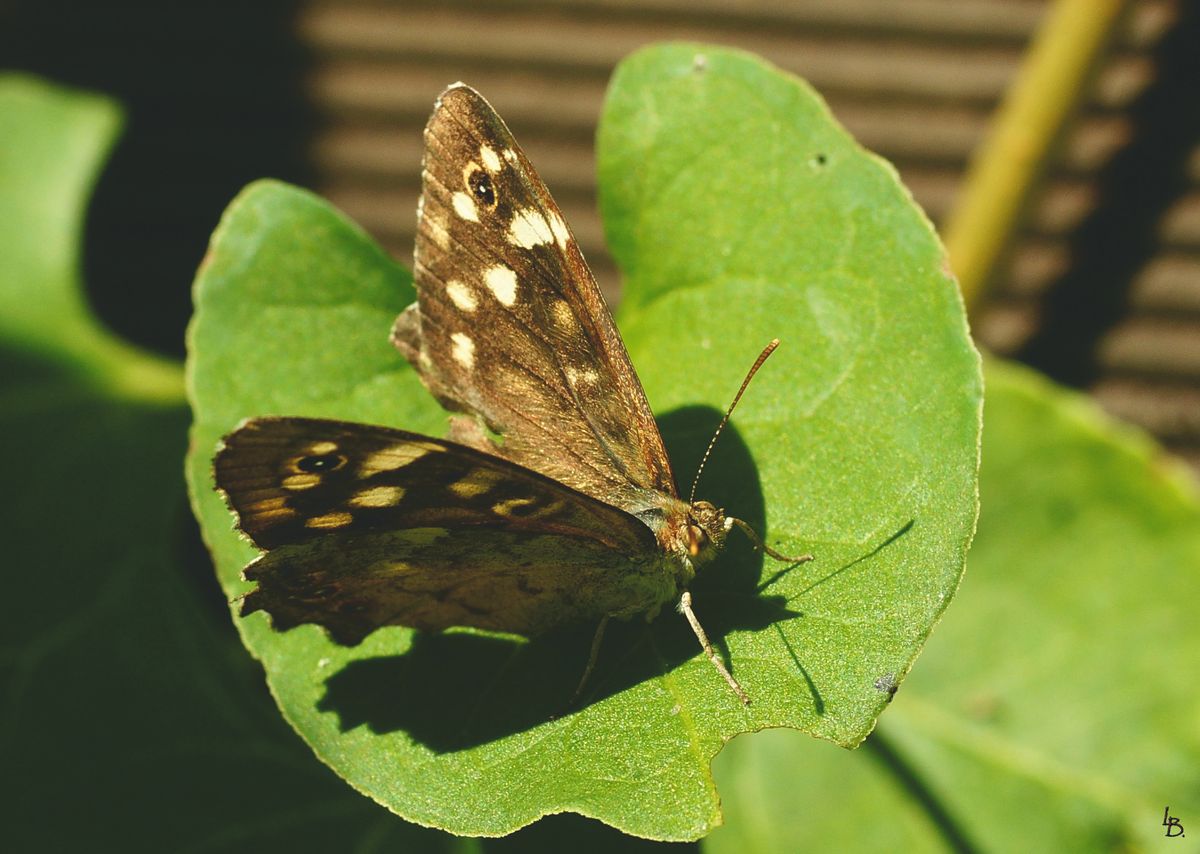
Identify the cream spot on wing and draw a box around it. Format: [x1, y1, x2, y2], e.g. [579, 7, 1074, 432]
[451, 332, 475, 369]
[493, 496, 537, 517]
[425, 213, 451, 250]
[484, 265, 518, 306]
[448, 468, 504, 498]
[452, 191, 479, 222]
[508, 208, 554, 248]
[503, 148, 518, 164]
[479, 144, 501, 172]
[525, 497, 566, 519]
[282, 473, 321, 491]
[247, 496, 295, 517]
[551, 300, 575, 330]
[565, 366, 600, 387]
[350, 485, 406, 507]
[360, 443, 437, 475]
[445, 279, 477, 311]
[547, 211, 570, 249]
[306, 511, 353, 529]
[307, 441, 338, 455]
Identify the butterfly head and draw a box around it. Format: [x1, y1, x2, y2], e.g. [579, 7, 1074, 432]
[686, 500, 729, 562]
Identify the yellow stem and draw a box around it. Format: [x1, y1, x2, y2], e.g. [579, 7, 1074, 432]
[943, 0, 1132, 315]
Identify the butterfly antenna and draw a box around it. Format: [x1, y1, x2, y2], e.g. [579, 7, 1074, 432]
[689, 339, 781, 505]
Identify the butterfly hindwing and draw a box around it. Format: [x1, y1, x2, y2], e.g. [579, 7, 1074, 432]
[216, 417, 673, 644]
[241, 526, 675, 645]
[392, 83, 677, 514]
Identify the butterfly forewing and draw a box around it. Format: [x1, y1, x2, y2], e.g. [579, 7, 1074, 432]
[392, 83, 677, 514]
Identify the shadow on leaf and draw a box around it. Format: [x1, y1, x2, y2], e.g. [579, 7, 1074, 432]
[319, 590, 800, 751]
[318, 407, 807, 749]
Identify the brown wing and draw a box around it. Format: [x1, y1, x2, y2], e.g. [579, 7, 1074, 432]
[214, 416, 655, 553]
[240, 527, 676, 645]
[392, 83, 677, 516]
[215, 417, 673, 644]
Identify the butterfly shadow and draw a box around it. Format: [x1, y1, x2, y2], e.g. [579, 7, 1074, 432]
[317, 406, 804, 751]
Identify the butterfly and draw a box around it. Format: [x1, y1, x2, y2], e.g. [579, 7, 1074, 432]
[214, 83, 808, 705]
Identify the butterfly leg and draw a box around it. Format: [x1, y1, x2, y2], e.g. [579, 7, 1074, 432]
[678, 591, 750, 706]
[568, 615, 610, 706]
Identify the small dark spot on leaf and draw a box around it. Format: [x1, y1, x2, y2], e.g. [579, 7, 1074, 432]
[812, 153, 828, 167]
[874, 673, 898, 700]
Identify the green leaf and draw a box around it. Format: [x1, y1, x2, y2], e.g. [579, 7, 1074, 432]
[705, 359, 1200, 852]
[0, 76, 118, 344]
[186, 44, 980, 840]
[602, 41, 981, 749]
[0, 75, 181, 402]
[0, 75, 452, 853]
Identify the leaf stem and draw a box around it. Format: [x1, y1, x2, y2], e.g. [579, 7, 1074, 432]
[16, 319, 186, 407]
[943, 0, 1132, 315]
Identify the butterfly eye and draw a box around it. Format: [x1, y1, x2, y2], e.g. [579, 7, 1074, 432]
[295, 453, 345, 473]
[466, 167, 496, 208]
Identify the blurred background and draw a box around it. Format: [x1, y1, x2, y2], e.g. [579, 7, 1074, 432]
[3, 0, 1198, 472]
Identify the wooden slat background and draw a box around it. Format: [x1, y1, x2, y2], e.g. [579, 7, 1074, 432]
[300, 0, 1165, 278]
[4, 0, 1197, 469]
[297, 0, 1198, 469]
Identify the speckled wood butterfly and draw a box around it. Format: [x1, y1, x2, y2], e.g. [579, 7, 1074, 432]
[215, 84, 808, 704]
